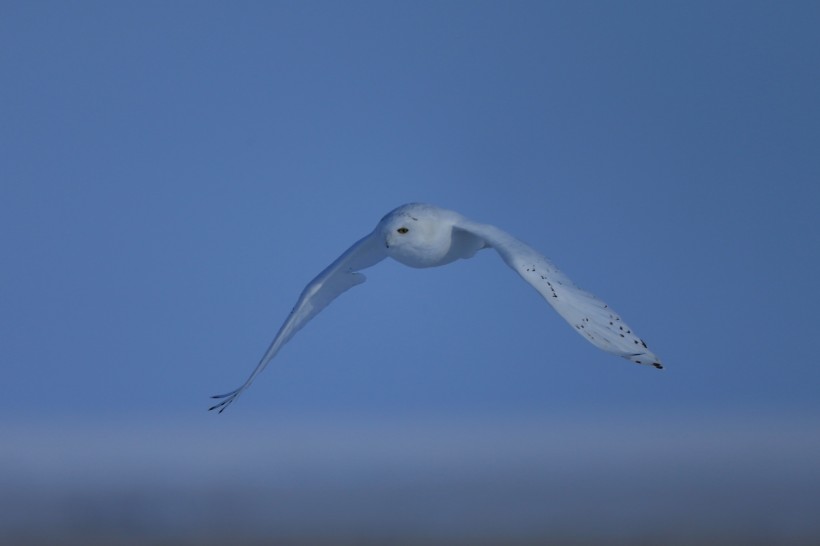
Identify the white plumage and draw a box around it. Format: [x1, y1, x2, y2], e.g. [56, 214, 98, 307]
[210, 203, 662, 413]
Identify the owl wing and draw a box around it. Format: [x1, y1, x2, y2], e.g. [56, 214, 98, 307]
[453, 219, 662, 369]
[210, 230, 388, 413]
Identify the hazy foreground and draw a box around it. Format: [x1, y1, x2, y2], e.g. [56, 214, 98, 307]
[3, 413, 819, 545]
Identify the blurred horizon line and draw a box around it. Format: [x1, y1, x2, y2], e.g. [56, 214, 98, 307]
[2, 410, 819, 543]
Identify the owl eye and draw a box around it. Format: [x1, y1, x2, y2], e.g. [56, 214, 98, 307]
[397, 227, 409, 234]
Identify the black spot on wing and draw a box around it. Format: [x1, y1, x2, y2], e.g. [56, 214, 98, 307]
[525, 264, 558, 298]
[630, 352, 663, 369]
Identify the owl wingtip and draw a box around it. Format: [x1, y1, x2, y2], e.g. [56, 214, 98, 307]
[629, 353, 664, 369]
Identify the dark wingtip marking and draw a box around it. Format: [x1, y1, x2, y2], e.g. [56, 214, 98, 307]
[653, 362, 663, 370]
[209, 401, 231, 414]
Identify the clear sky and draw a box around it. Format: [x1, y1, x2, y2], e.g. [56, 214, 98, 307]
[2, 1, 819, 542]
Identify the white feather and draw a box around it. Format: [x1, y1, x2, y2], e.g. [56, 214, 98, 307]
[453, 220, 662, 368]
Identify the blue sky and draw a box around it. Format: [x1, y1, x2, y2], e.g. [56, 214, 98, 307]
[2, 1, 820, 541]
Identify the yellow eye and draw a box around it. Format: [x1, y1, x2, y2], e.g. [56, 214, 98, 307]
[397, 227, 409, 234]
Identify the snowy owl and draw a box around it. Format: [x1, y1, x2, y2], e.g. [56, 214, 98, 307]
[210, 203, 662, 413]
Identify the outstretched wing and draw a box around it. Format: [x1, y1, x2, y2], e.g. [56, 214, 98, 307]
[454, 220, 662, 369]
[210, 230, 388, 412]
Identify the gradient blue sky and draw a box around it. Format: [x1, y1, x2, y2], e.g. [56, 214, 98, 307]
[2, 1, 819, 540]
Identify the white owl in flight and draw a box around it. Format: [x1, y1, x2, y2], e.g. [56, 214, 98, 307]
[210, 203, 662, 413]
